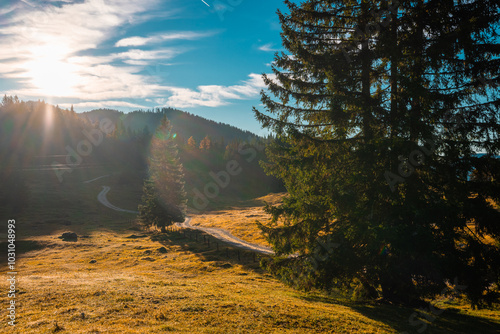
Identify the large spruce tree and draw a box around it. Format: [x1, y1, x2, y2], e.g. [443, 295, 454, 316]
[139, 116, 187, 232]
[255, 0, 500, 306]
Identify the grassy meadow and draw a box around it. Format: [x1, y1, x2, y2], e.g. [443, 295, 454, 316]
[1, 168, 499, 333]
[188, 193, 285, 248]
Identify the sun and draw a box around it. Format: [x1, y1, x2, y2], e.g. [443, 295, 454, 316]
[24, 44, 80, 97]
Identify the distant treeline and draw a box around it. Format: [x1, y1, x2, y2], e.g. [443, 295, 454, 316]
[81, 107, 262, 145]
[82, 107, 284, 208]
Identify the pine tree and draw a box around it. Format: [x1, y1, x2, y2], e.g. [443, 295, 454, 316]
[113, 119, 126, 139]
[141, 125, 151, 142]
[2, 95, 13, 106]
[138, 116, 187, 232]
[254, 0, 500, 306]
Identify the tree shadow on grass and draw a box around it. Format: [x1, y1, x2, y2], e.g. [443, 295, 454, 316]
[266, 279, 500, 334]
[149, 229, 500, 333]
[351, 301, 500, 334]
[0, 240, 46, 269]
[149, 228, 269, 274]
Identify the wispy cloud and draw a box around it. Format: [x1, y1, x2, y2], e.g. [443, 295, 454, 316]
[258, 43, 280, 52]
[0, 0, 185, 101]
[115, 31, 216, 47]
[60, 101, 149, 110]
[163, 73, 272, 108]
[0, 0, 272, 112]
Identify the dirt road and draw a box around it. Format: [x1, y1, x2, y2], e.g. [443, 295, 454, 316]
[97, 186, 140, 214]
[94, 182, 274, 255]
[176, 218, 274, 255]
[84, 174, 111, 184]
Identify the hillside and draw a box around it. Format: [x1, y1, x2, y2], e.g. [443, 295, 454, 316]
[81, 108, 257, 144]
[0, 98, 283, 216]
[81, 107, 284, 206]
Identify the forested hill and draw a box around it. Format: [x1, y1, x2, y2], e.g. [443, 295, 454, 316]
[0, 97, 88, 166]
[81, 108, 257, 144]
[0, 96, 283, 214]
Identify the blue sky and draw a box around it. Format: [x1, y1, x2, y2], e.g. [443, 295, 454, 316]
[0, 0, 287, 134]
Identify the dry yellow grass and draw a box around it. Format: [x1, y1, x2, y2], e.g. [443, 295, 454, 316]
[0, 226, 400, 334]
[1, 172, 499, 333]
[189, 193, 286, 248]
[2, 222, 499, 334]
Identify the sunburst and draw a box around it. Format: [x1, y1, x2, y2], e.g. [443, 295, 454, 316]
[24, 44, 79, 97]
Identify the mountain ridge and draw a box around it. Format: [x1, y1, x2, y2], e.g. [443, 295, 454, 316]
[80, 107, 259, 144]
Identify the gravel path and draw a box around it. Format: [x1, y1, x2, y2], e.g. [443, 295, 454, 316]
[97, 186, 139, 214]
[176, 218, 274, 255]
[93, 181, 274, 254]
[83, 174, 111, 184]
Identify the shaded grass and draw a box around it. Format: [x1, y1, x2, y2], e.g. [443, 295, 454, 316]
[0, 167, 140, 243]
[0, 240, 46, 260]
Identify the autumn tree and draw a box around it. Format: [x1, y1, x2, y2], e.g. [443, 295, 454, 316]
[187, 136, 197, 149]
[199, 135, 211, 150]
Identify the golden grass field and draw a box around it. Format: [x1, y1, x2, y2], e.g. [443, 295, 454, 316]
[0, 168, 499, 333]
[188, 193, 285, 248]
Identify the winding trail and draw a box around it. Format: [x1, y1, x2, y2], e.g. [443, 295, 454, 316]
[91, 179, 274, 254]
[176, 218, 274, 255]
[84, 174, 111, 184]
[97, 186, 140, 214]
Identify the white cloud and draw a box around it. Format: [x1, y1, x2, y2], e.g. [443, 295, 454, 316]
[258, 43, 280, 52]
[0, 3, 21, 16]
[60, 101, 149, 109]
[115, 36, 153, 47]
[0, 1, 273, 111]
[163, 73, 272, 108]
[110, 49, 181, 62]
[0, 0, 173, 100]
[115, 31, 216, 47]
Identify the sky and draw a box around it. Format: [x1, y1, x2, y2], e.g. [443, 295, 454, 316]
[0, 0, 288, 135]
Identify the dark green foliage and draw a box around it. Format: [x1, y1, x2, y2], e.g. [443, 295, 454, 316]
[82, 107, 255, 144]
[138, 117, 187, 232]
[0, 98, 88, 160]
[255, 0, 500, 307]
